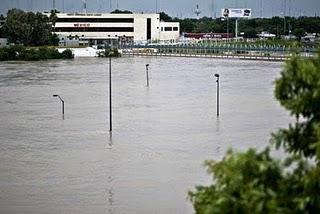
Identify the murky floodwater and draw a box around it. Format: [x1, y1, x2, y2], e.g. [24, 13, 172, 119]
[0, 56, 289, 214]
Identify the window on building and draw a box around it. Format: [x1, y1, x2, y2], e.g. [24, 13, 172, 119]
[161, 27, 163, 31]
[54, 27, 134, 32]
[164, 27, 172, 31]
[173, 27, 178, 31]
[57, 18, 134, 23]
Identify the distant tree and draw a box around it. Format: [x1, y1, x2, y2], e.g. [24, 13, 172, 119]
[243, 28, 259, 38]
[31, 12, 53, 45]
[3, 9, 54, 46]
[49, 10, 58, 33]
[292, 28, 305, 41]
[0, 14, 6, 37]
[110, 9, 132, 14]
[189, 53, 320, 213]
[174, 16, 320, 39]
[179, 19, 196, 33]
[159, 12, 172, 22]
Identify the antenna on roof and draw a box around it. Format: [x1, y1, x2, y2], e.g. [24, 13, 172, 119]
[83, 0, 87, 13]
[194, 4, 201, 19]
[260, 0, 263, 17]
[28, 0, 33, 11]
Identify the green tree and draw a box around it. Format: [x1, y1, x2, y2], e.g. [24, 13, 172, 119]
[49, 10, 58, 33]
[110, 9, 132, 14]
[159, 12, 172, 22]
[0, 14, 5, 37]
[179, 19, 196, 33]
[189, 53, 320, 213]
[3, 9, 54, 46]
[292, 28, 305, 40]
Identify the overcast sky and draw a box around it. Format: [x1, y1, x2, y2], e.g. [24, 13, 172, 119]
[1, 0, 319, 18]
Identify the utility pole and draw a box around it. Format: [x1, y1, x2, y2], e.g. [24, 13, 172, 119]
[211, 0, 214, 18]
[235, 19, 238, 41]
[260, 0, 263, 18]
[155, 0, 158, 13]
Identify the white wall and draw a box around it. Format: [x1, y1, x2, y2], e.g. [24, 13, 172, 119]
[159, 22, 180, 42]
[133, 14, 160, 42]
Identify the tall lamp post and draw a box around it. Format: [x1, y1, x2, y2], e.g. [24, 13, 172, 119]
[53, 94, 65, 116]
[227, 17, 229, 39]
[214, 73, 220, 116]
[146, 64, 150, 87]
[109, 53, 113, 132]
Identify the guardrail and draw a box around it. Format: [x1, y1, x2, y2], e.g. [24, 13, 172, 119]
[120, 44, 316, 61]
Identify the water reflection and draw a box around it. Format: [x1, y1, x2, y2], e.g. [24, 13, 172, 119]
[107, 132, 113, 149]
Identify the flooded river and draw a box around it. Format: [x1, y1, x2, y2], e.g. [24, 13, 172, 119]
[0, 57, 289, 213]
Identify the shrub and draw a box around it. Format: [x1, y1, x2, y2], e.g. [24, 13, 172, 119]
[61, 49, 74, 59]
[0, 46, 74, 61]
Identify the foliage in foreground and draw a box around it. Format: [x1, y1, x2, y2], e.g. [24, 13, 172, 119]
[189, 52, 320, 213]
[0, 45, 74, 61]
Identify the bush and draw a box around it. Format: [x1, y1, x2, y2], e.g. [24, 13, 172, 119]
[0, 45, 74, 61]
[61, 49, 74, 59]
[97, 48, 121, 58]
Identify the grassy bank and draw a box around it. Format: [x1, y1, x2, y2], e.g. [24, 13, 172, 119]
[0, 46, 74, 61]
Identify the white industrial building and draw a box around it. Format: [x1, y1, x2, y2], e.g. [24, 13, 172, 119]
[46, 12, 180, 45]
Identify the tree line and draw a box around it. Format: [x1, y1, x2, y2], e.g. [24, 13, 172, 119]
[159, 12, 320, 39]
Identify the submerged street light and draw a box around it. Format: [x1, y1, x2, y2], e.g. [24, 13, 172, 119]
[53, 94, 65, 116]
[214, 73, 220, 116]
[146, 64, 150, 87]
[108, 52, 113, 132]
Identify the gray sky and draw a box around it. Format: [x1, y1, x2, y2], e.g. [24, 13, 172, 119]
[1, 0, 319, 18]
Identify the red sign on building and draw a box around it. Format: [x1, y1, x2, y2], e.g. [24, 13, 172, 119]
[74, 23, 90, 27]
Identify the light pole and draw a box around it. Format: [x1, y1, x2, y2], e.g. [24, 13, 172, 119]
[227, 17, 229, 39]
[53, 94, 64, 116]
[146, 64, 150, 87]
[108, 53, 113, 132]
[214, 73, 220, 116]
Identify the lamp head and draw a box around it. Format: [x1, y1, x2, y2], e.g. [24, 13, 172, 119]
[214, 73, 220, 78]
[146, 64, 149, 67]
[53, 94, 58, 97]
